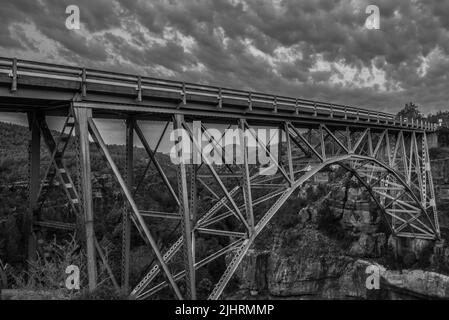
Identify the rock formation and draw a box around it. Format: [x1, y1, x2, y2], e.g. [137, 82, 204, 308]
[230, 180, 449, 300]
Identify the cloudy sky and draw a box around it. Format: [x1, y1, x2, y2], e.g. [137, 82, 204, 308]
[1, 0, 449, 141]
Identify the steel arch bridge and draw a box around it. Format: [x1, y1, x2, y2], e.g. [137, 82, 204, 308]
[0, 57, 440, 300]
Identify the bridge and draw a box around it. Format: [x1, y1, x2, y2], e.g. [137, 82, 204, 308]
[0, 57, 441, 300]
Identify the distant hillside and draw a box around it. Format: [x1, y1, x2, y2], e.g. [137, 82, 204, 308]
[0, 122, 34, 183]
[0, 121, 175, 183]
[0, 122, 31, 156]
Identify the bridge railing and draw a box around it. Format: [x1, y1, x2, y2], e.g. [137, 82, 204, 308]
[0, 57, 438, 131]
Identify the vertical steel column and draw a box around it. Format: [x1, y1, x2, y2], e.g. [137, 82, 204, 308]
[367, 129, 373, 157]
[25, 111, 40, 265]
[346, 127, 352, 151]
[284, 122, 294, 182]
[320, 126, 326, 160]
[422, 133, 440, 236]
[174, 115, 196, 299]
[412, 132, 424, 201]
[239, 119, 254, 231]
[189, 164, 197, 279]
[278, 125, 283, 166]
[121, 117, 134, 293]
[74, 107, 97, 291]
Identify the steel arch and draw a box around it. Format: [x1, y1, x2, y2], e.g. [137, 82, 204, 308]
[207, 153, 439, 299]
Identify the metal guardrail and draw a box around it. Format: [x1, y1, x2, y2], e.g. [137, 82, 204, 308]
[0, 57, 438, 131]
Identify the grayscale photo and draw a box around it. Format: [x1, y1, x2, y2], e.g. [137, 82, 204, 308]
[0, 0, 448, 312]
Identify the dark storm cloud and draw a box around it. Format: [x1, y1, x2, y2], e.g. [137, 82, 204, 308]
[1, 0, 449, 113]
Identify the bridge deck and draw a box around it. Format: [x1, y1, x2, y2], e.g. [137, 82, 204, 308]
[0, 57, 437, 131]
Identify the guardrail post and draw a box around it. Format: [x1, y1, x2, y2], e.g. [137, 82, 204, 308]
[81, 68, 87, 97]
[217, 88, 222, 108]
[11, 58, 18, 92]
[181, 83, 187, 105]
[136, 76, 142, 102]
[294, 99, 299, 115]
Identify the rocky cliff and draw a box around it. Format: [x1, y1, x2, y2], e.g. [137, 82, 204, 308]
[230, 180, 449, 300]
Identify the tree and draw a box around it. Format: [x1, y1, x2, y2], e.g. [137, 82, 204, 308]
[428, 110, 449, 127]
[397, 102, 423, 120]
[437, 127, 449, 147]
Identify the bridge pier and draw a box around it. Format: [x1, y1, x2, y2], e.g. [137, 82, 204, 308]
[74, 107, 97, 292]
[175, 114, 197, 299]
[25, 111, 40, 267]
[121, 117, 134, 293]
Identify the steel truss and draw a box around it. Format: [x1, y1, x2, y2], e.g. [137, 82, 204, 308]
[21, 110, 439, 300]
[27, 105, 440, 300]
[0, 57, 438, 300]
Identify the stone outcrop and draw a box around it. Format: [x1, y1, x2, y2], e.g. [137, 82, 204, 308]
[230, 181, 449, 300]
[235, 243, 449, 299]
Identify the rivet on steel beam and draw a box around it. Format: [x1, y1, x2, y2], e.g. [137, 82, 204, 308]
[273, 96, 278, 113]
[136, 76, 142, 102]
[81, 68, 87, 97]
[11, 58, 17, 92]
[217, 88, 222, 108]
